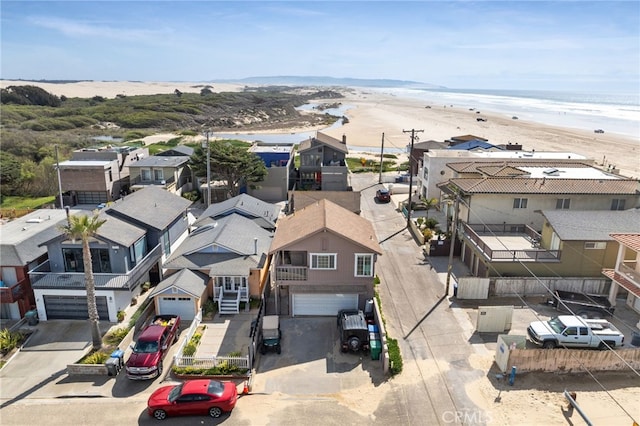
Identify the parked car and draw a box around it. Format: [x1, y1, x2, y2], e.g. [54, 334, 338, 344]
[476, 117, 487, 122]
[147, 379, 237, 420]
[594, 129, 605, 133]
[259, 315, 281, 354]
[375, 188, 391, 203]
[126, 315, 181, 380]
[527, 315, 625, 349]
[337, 309, 370, 352]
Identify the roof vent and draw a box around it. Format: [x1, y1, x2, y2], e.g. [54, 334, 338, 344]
[26, 218, 44, 223]
[543, 168, 559, 175]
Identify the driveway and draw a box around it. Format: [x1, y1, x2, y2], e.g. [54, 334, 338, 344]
[252, 317, 384, 395]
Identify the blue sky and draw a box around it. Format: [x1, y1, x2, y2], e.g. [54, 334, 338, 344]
[1, 1, 638, 91]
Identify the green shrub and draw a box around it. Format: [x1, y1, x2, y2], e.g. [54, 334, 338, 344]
[183, 342, 197, 356]
[424, 218, 439, 229]
[202, 299, 217, 317]
[386, 337, 403, 375]
[80, 350, 110, 364]
[373, 275, 381, 285]
[104, 327, 130, 346]
[191, 332, 202, 345]
[0, 329, 23, 355]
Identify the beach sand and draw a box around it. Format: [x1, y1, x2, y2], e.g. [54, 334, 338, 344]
[3, 80, 637, 177]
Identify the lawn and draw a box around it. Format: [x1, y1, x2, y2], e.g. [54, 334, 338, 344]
[1, 195, 56, 210]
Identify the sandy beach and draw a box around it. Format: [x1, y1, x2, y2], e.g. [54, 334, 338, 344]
[3, 79, 637, 178]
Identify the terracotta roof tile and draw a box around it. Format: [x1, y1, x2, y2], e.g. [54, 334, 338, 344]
[444, 178, 639, 195]
[609, 233, 640, 252]
[602, 269, 640, 298]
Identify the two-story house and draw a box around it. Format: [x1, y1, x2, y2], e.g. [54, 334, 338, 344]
[603, 233, 640, 319]
[246, 142, 296, 202]
[58, 145, 148, 205]
[0, 209, 77, 320]
[269, 199, 382, 316]
[128, 155, 194, 196]
[297, 132, 349, 191]
[194, 193, 280, 230]
[29, 187, 192, 321]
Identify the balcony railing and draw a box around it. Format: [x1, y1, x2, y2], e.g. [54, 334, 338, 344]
[461, 223, 560, 262]
[0, 277, 32, 304]
[275, 266, 308, 281]
[29, 244, 162, 290]
[618, 262, 640, 286]
[130, 175, 176, 186]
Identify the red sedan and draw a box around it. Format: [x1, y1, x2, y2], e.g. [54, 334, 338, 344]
[147, 379, 238, 420]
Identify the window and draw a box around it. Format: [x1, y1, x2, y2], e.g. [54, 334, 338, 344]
[310, 253, 336, 270]
[354, 254, 373, 277]
[584, 242, 606, 250]
[555, 198, 570, 209]
[611, 199, 626, 210]
[63, 248, 111, 273]
[153, 169, 164, 181]
[513, 198, 528, 209]
[141, 168, 151, 181]
[214, 276, 247, 290]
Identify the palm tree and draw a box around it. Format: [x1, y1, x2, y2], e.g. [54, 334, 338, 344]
[60, 213, 107, 350]
[422, 197, 439, 218]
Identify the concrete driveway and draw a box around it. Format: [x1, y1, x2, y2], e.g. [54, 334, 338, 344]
[252, 317, 385, 395]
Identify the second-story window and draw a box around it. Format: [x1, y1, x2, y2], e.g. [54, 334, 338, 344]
[310, 253, 336, 270]
[556, 198, 571, 209]
[513, 198, 528, 209]
[354, 254, 373, 277]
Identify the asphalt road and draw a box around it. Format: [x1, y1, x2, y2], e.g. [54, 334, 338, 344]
[1, 172, 493, 425]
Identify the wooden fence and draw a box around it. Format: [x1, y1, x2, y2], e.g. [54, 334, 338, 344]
[506, 348, 640, 373]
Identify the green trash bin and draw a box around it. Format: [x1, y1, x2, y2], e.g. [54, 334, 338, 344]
[370, 339, 381, 360]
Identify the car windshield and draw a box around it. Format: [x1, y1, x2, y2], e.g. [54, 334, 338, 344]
[207, 380, 224, 397]
[133, 341, 158, 353]
[167, 384, 184, 403]
[547, 317, 566, 334]
[379, 189, 389, 195]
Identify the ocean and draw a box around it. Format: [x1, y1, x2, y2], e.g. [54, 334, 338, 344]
[374, 87, 640, 139]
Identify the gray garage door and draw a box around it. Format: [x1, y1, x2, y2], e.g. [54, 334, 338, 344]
[292, 293, 358, 316]
[44, 295, 109, 320]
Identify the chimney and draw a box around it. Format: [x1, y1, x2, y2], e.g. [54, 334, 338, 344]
[342, 134, 347, 144]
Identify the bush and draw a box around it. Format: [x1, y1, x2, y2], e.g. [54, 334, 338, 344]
[79, 350, 110, 364]
[183, 342, 197, 356]
[104, 327, 130, 346]
[0, 329, 23, 355]
[386, 337, 403, 375]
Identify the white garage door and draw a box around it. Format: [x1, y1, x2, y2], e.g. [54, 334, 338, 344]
[292, 293, 358, 316]
[158, 296, 195, 321]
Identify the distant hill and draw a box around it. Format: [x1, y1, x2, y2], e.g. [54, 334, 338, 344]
[226, 76, 445, 89]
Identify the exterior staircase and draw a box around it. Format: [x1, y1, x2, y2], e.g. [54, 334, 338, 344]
[218, 294, 240, 315]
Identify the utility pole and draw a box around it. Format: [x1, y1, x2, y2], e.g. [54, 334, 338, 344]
[378, 133, 385, 184]
[402, 129, 423, 229]
[445, 192, 460, 297]
[202, 131, 212, 207]
[55, 145, 64, 209]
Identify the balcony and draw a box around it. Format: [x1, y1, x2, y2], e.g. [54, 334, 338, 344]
[461, 223, 560, 262]
[618, 262, 640, 287]
[0, 277, 32, 304]
[131, 175, 176, 191]
[275, 266, 308, 281]
[29, 244, 162, 290]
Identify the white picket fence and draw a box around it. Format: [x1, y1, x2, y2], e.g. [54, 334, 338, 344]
[174, 355, 249, 369]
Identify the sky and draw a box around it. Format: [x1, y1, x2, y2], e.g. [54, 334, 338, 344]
[1, 1, 639, 92]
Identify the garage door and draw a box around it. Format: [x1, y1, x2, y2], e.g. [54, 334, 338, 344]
[44, 295, 109, 320]
[292, 293, 358, 316]
[158, 296, 195, 321]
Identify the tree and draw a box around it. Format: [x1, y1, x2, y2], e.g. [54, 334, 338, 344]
[421, 197, 439, 218]
[190, 141, 267, 197]
[59, 213, 107, 350]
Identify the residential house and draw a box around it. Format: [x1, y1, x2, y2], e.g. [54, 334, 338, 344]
[128, 155, 194, 196]
[246, 142, 296, 202]
[408, 140, 447, 176]
[603, 233, 640, 319]
[287, 190, 362, 215]
[0, 209, 77, 320]
[418, 149, 588, 201]
[456, 208, 640, 278]
[162, 214, 273, 315]
[58, 145, 148, 205]
[438, 162, 639, 231]
[194, 193, 280, 231]
[446, 134, 489, 146]
[297, 132, 349, 191]
[155, 145, 194, 157]
[269, 199, 382, 316]
[29, 187, 192, 321]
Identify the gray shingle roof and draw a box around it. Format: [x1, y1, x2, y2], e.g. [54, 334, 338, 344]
[541, 209, 640, 241]
[298, 131, 348, 154]
[149, 269, 208, 298]
[195, 193, 280, 229]
[129, 156, 189, 168]
[156, 146, 194, 157]
[108, 187, 192, 230]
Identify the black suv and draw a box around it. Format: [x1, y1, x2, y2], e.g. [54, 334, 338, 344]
[337, 310, 370, 353]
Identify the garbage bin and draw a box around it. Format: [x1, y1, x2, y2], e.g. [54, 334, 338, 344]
[110, 349, 124, 369]
[631, 332, 640, 347]
[25, 310, 39, 326]
[368, 324, 379, 333]
[105, 357, 120, 376]
[364, 299, 374, 320]
[370, 339, 382, 360]
[369, 332, 380, 342]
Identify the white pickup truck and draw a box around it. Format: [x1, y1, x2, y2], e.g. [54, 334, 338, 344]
[527, 315, 625, 349]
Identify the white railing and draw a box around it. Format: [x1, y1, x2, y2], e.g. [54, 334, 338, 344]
[174, 355, 250, 369]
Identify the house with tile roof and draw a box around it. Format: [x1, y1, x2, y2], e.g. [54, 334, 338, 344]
[0, 209, 80, 320]
[163, 213, 274, 315]
[268, 199, 382, 316]
[28, 187, 192, 321]
[297, 131, 349, 191]
[602, 233, 640, 320]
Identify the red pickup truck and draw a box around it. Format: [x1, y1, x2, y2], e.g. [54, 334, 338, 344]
[126, 315, 181, 380]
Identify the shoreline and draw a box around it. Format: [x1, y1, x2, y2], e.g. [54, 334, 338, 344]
[2, 80, 638, 178]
